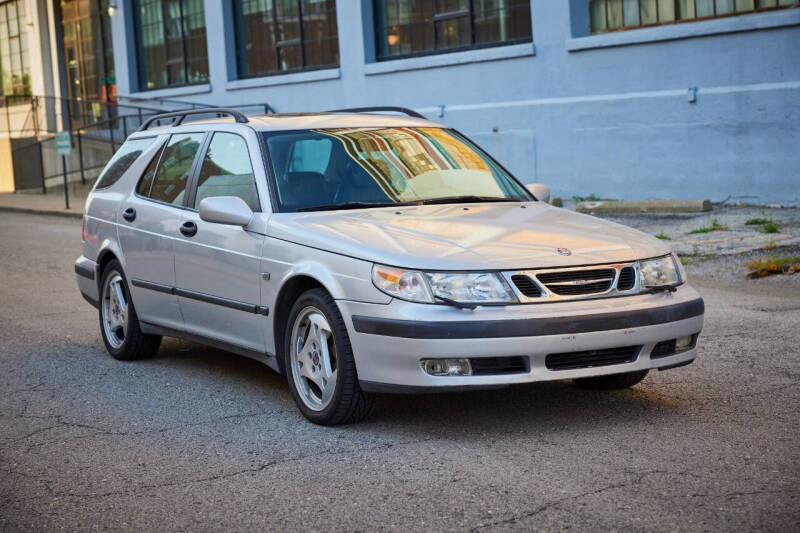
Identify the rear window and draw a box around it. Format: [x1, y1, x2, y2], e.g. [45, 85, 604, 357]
[94, 137, 157, 189]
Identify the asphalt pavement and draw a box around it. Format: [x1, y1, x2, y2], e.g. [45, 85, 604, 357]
[0, 211, 798, 531]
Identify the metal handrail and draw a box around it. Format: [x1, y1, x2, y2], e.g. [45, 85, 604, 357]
[137, 107, 250, 131]
[327, 106, 426, 119]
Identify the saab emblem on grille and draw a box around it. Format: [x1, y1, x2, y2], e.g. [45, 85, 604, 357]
[556, 247, 572, 256]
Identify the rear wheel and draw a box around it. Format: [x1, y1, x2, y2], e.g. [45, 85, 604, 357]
[573, 370, 649, 390]
[284, 288, 373, 425]
[99, 260, 161, 361]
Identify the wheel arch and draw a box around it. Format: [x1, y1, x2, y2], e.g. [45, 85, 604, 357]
[272, 274, 334, 375]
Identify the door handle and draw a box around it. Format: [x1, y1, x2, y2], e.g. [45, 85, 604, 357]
[122, 207, 136, 222]
[180, 221, 198, 237]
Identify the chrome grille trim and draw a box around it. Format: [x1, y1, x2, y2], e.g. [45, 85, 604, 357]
[503, 262, 640, 303]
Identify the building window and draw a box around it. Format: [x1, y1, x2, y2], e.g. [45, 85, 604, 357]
[133, 0, 209, 90]
[233, 0, 339, 78]
[0, 0, 31, 98]
[60, 0, 116, 123]
[373, 0, 532, 61]
[589, 0, 800, 33]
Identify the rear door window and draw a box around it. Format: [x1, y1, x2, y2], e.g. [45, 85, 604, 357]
[95, 137, 156, 189]
[149, 132, 205, 206]
[137, 142, 165, 196]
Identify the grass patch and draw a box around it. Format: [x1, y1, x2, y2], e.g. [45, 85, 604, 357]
[655, 232, 671, 240]
[679, 256, 692, 266]
[758, 221, 779, 234]
[745, 256, 800, 271]
[745, 217, 771, 225]
[688, 219, 729, 234]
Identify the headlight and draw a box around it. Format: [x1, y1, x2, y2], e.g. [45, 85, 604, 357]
[639, 255, 682, 288]
[372, 265, 517, 305]
[372, 265, 433, 303]
[425, 272, 516, 304]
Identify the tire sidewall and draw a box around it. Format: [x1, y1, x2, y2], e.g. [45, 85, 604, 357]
[283, 289, 351, 423]
[98, 260, 134, 358]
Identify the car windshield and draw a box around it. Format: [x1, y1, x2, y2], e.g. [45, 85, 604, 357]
[263, 127, 532, 212]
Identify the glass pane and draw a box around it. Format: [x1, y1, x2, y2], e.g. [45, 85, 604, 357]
[623, 0, 641, 25]
[301, 0, 338, 68]
[266, 128, 530, 212]
[757, 0, 777, 7]
[677, 0, 696, 18]
[96, 138, 156, 189]
[607, 0, 624, 28]
[474, 1, 532, 44]
[375, 0, 434, 58]
[137, 144, 164, 196]
[696, 0, 715, 15]
[195, 133, 257, 210]
[716, 0, 735, 14]
[150, 132, 205, 205]
[658, 0, 676, 21]
[590, 0, 607, 32]
[434, 14, 470, 49]
[278, 44, 302, 70]
[735, 0, 756, 9]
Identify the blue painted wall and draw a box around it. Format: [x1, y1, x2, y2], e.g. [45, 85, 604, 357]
[111, 1, 800, 205]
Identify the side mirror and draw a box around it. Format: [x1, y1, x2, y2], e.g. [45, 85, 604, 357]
[526, 183, 550, 203]
[199, 196, 254, 227]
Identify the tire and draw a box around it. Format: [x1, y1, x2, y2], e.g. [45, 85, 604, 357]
[98, 260, 161, 361]
[283, 288, 374, 425]
[573, 369, 649, 390]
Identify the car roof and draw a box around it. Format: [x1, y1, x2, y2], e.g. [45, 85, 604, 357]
[140, 112, 445, 134]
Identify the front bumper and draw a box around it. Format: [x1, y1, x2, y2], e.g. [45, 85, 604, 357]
[338, 284, 704, 393]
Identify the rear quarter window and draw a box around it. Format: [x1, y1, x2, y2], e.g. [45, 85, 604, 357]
[94, 137, 157, 189]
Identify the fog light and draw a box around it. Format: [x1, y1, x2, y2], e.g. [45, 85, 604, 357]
[676, 335, 695, 351]
[421, 358, 473, 376]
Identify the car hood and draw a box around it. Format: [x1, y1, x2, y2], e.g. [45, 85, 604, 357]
[268, 202, 670, 271]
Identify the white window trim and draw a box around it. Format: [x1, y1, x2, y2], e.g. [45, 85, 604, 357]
[567, 9, 800, 52]
[226, 68, 341, 91]
[124, 84, 212, 100]
[364, 43, 535, 77]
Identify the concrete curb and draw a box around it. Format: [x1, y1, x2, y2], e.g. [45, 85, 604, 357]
[576, 199, 712, 214]
[0, 205, 83, 219]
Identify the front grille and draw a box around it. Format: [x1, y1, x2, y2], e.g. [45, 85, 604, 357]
[617, 266, 636, 291]
[545, 346, 641, 371]
[536, 269, 616, 296]
[511, 275, 541, 297]
[470, 356, 529, 375]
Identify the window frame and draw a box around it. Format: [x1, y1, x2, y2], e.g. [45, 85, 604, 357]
[132, 0, 210, 91]
[0, 0, 32, 98]
[588, 0, 800, 34]
[372, 0, 533, 62]
[134, 131, 209, 211]
[186, 130, 262, 212]
[232, 0, 340, 80]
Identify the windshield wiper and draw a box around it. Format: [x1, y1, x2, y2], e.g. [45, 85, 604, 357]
[418, 195, 523, 206]
[295, 201, 412, 212]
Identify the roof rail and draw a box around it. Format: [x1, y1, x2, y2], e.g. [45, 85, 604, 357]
[137, 107, 249, 131]
[327, 106, 426, 119]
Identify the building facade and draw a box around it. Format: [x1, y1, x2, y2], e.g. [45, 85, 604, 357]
[5, 1, 800, 203]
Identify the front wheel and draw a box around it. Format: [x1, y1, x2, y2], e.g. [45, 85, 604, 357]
[573, 370, 649, 390]
[99, 260, 161, 361]
[284, 288, 374, 425]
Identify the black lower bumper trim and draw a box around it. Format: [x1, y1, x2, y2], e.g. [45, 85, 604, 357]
[74, 262, 96, 280]
[657, 358, 695, 371]
[359, 380, 508, 394]
[352, 297, 704, 339]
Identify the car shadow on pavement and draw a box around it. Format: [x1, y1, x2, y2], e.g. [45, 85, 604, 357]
[149, 338, 691, 437]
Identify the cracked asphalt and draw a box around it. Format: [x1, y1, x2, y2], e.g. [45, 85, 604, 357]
[1, 210, 798, 531]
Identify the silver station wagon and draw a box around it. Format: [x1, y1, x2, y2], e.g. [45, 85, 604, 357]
[75, 107, 704, 425]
